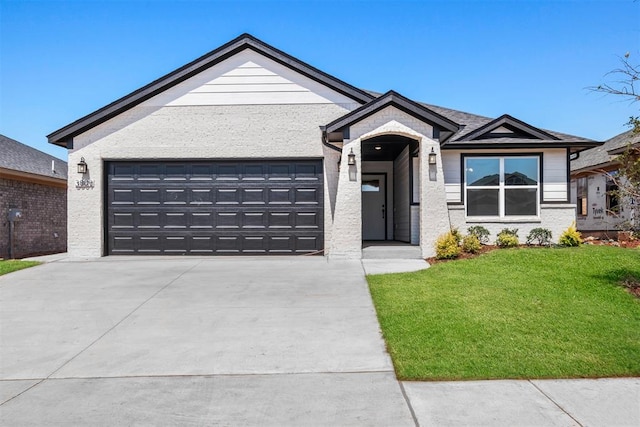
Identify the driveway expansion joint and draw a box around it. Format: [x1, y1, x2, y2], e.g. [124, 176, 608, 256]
[43, 261, 203, 380]
[528, 380, 585, 427]
[398, 381, 421, 427]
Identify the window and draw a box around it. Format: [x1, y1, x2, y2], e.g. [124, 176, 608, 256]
[606, 172, 619, 214]
[362, 180, 380, 192]
[411, 155, 420, 203]
[577, 177, 588, 216]
[465, 156, 539, 217]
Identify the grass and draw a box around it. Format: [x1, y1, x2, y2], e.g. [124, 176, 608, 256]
[367, 245, 640, 381]
[0, 260, 40, 276]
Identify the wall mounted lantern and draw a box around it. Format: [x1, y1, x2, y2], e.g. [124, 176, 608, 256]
[347, 148, 356, 166]
[77, 157, 88, 174]
[428, 147, 437, 165]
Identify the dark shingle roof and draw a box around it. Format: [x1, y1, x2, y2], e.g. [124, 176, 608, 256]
[571, 129, 640, 172]
[0, 134, 67, 180]
[365, 90, 596, 148]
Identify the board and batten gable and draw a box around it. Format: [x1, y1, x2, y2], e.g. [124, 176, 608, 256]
[66, 48, 361, 258]
[442, 148, 569, 203]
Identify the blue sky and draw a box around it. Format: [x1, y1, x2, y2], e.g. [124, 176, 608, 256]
[1, 0, 639, 160]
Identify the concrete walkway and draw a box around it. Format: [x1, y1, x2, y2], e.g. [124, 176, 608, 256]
[1, 255, 638, 426]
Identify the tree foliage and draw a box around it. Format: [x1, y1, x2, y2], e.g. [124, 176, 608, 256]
[590, 53, 640, 232]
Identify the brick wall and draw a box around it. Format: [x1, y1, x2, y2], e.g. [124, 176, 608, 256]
[0, 178, 67, 259]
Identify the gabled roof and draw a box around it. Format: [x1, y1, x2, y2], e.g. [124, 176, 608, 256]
[48, 33, 375, 148]
[571, 129, 640, 172]
[0, 134, 67, 182]
[322, 90, 460, 141]
[455, 114, 559, 141]
[363, 90, 598, 151]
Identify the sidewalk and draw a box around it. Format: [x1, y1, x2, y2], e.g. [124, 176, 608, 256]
[403, 378, 640, 427]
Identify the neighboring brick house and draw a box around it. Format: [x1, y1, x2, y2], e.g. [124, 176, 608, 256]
[48, 34, 599, 258]
[0, 134, 67, 258]
[570, 130, 639, 235]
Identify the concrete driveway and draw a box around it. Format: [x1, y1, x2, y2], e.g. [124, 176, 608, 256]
[0, 257, 414, 425]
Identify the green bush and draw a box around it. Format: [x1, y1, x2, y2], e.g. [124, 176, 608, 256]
[496, 228, 519, 248]
[450, 227, 463, 245]
[559, 222, 582, 247]
[462, 234, 482, 254]
[435, 231, 461, 259]
[467, 225, 490, 244]
[526, 228, 552, 246]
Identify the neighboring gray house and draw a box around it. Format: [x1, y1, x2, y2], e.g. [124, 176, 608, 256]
[0, 134, 67, 258]
[571, 130, 639, 234]
[47, 34, 598, 258]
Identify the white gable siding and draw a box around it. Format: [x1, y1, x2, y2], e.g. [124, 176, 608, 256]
[542, 148, 568, 201]
[141, 50, 359, 108]
[442, 151, 461, 203]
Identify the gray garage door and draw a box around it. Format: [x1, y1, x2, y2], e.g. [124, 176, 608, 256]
[106, 160, 323, 255]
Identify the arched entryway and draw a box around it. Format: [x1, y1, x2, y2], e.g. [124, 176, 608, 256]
[361, 134, 419, 244]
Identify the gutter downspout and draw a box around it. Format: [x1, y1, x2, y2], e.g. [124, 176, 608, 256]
[320, 126, 343, 153]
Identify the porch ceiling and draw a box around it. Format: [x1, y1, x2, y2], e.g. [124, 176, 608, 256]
[362, 135, 415, 161]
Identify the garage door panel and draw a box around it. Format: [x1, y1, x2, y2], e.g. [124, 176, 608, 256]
[216, 211, 240, 229]
[242, 212, 267, 229]
[241, 188, 266, 204]
[268, 212, 293, 229]
[216, 188, 240, 204]
[139, 212, 161, 228]
[107, 160, 323, 255]
[294, 188, 320, 204]
[296, 211, 321, 229]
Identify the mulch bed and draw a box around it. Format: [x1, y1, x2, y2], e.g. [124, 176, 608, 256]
[622, 277, 640, 298]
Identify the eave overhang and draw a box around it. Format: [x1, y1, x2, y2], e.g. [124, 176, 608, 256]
[442, 140, 601, 154]
[607, 141, 640, 155]
[0, 167, 67, 188]
[47, 33, 375, 148]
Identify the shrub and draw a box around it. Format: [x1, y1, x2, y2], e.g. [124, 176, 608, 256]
[435, 231, 461, 259]
[462, 234, 482, 254]
[526, 228, 553, 246]
[450, 227, 463, 245]
[496, 228, 519, 248]
[467, 225, 490, 244]
[559, 222, 582, 247]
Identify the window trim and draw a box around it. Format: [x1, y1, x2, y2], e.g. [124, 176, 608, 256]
[576, 176, 588, 217]
[605, 172, 619, 216]
[462, 153, 542, 219]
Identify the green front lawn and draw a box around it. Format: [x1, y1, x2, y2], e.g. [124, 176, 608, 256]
[367, 246, 640, 380]
[0, 260, 40, 276]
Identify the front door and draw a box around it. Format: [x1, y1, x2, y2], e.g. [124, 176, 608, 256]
[362, 174, 386, 240]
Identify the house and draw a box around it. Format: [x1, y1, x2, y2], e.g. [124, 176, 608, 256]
[0, 134, 67, 258]
[47, 34, 598, 258]
[570, 130, 639, 236]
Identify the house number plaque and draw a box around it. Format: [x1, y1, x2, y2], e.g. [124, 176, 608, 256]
[75, 179, 95, 189]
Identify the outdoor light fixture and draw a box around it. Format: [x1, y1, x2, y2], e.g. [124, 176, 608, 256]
[77, 157, 88, 174]
[374, 145, 382, 151]
[347, 148, 356, 166]
[428, 147, 437, 165]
